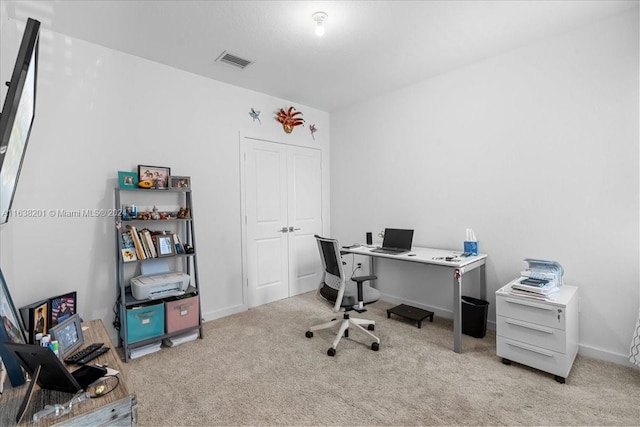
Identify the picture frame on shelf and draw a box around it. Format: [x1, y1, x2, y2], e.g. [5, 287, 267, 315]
[138, 165, 171, 189]
[0, 268, 27, 386]
[118, 171, 138, 189]
[121, 248, 137, 262]
[168, 176, 191, 190]
[156, 235, 175, 257]
[49, 292, 77, 327]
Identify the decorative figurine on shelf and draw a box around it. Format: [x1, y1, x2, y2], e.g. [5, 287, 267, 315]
[138, 180, 154, 189]
[276, 106, 304, 133]
[177, 207, 190, 219]
[151, 206, 160, 220]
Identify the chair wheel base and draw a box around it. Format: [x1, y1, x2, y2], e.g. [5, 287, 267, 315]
[371, 342, 380, 351]
[327, 348, 336, 357]
[305, 331, 313, 338]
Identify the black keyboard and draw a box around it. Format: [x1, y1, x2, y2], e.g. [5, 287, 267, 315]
[76, 346, 110, 365]
[64, 343, 103, 364]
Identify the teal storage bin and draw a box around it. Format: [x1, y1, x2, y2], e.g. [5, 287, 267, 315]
[123, 302, 165, 344]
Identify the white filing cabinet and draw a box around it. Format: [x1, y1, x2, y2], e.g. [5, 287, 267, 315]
[496, 280, 579, 383]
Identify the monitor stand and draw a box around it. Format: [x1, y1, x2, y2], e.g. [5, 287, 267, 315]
[16, 364, 41, 424]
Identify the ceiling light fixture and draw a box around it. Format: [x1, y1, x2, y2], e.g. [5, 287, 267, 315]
[313, 12, 328, 37]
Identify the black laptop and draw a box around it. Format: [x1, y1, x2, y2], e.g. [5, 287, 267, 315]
[371, 228, 414, 255]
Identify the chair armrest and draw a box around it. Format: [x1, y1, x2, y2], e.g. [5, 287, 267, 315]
[351, 275, 377, 304]
[351, 275, 377, 283]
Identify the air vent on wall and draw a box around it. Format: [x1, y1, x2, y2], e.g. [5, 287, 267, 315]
[215, 51, 253, 70]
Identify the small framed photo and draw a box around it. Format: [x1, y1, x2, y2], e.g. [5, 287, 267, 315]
[49, 291, 77, 327]
[169, 176, 191, 190]
[156, 235, 175, 257]
[118, 171, 138, 189]
[121, 248, 137, 262]
[138, 165, 171, 189]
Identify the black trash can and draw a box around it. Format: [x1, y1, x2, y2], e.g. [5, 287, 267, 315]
[461, 296, 489, 338]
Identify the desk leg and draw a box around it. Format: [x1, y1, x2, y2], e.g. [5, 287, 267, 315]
[370, 256, 376, 285]
[453, 269, 462, 353]
[480, 263, 486, 301]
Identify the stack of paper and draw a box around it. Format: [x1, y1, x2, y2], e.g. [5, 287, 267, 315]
[163, 331, 198, 347]
[129, 341, 161, 359]
[510, 258, 564, 299]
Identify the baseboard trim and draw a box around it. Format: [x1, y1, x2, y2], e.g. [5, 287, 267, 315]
[578, 344, 640, 369]
[202, 304, 246, 322]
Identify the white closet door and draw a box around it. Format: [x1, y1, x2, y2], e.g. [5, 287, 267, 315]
[242, 138, 322, 308]
[287, 145, 322, 296]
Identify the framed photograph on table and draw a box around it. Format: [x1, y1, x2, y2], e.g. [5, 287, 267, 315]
[169, 176, 191, 190]
[19, 299, 48, 344]
[49, 292, 77, 327]
[118, 171, 138, 189]
[0, 268, 27, 386]
[138, 165, 171, 189]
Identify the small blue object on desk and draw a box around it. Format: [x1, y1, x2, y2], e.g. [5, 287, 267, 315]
[464, 241, 478, 256]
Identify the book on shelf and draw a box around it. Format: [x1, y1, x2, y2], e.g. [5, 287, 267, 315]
[126, 225, 146, 260]
[172, 233, 184, 254]
[142, 229, 157, 258]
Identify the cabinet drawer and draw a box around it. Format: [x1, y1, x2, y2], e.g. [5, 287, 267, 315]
[497, 337, 575, 378]
[497, 315, 566, 353]
[496, 295, 565, 330]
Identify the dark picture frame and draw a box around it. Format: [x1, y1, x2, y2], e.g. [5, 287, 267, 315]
[118, 171, 138, 189]
[49, 291, 77, 327]
[19, 298, 48, 344]
[138, 165, 171, 189]
[168, 175, 190, 190]
[0, 268, 27, 386]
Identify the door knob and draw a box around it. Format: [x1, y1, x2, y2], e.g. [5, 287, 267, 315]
[278, 227, 288, 233]
[288, 227, 301, 232]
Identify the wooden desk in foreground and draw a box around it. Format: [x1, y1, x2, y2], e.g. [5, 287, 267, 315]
[0, 319, 137, 426]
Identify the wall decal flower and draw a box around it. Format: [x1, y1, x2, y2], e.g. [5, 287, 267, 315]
[309, 124, 318, 140]
[276, 106, 304, 133]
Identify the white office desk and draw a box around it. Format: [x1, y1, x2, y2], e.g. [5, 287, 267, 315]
[343, 245, 488, 353]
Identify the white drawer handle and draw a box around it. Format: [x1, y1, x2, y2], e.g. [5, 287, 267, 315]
[505, 319, 553, 334]
[505, 339, 554, 357]
[505, 297, 553, 311]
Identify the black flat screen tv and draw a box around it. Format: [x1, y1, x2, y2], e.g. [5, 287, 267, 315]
[0, 17, 40, 224]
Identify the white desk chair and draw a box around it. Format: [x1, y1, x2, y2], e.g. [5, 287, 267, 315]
[305, 235, 381, 356]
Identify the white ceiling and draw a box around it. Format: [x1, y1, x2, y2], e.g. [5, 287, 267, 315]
[3, 0, 637, 112]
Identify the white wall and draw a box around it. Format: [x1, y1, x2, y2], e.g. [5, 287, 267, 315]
[0, 16, 330, 342]
[331, 9, 639, 365]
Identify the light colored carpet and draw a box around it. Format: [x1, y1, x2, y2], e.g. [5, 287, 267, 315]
[121, 292, 640, 426]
